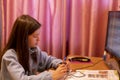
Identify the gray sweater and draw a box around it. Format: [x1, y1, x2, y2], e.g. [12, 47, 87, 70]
[0, 47, 62, 80]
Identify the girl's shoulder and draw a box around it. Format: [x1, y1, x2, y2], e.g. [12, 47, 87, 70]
[2, 49, 17, 60]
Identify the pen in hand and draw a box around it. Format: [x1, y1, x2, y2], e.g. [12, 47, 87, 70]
[62, 57, 67, 64]
[63, 57, 70, 73]
[62, 57, 70, 80]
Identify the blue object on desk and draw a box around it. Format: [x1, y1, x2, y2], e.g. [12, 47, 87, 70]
[64, 57, 67, 61]
[103, 51, 106, 61]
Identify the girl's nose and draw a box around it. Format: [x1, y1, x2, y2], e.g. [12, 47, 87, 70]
[37, 36, 40, 41]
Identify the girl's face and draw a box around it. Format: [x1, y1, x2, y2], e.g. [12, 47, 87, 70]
[28, 29, 40, 48]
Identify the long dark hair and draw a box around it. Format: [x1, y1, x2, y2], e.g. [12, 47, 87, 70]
[0, 15, 41, 73]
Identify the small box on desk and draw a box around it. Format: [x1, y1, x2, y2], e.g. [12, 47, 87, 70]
[68, 56, 91, 62]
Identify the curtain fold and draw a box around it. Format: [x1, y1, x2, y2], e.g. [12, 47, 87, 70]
[0, 0, 2, 52]
[0, 0, 119, 59]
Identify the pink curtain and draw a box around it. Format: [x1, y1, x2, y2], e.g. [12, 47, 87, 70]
[0, 0, 2, 52]
[1, 0, 119, 59]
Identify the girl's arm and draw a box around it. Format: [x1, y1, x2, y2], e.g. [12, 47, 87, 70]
[1, 49, 52, 80]
[37, 47, 63, 70]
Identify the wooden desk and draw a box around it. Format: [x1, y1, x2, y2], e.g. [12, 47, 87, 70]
[67, 56, 109, 71]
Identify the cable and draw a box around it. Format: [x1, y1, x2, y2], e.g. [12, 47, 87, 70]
[70, 71, 86, 78]
[63, 70, 86, 80]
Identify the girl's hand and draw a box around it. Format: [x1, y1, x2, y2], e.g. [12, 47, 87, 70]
[50, 64, 68, 80]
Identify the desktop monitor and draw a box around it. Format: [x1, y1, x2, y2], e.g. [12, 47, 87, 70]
[105, 11, 120, 60]
[105, 11, 120, 74]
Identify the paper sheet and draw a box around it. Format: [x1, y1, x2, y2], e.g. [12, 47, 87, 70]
[64, 70, 119, 80]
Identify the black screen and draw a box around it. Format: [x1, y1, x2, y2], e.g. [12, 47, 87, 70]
[105, 11, 120, 59]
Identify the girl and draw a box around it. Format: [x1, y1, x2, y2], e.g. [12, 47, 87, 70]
[0, 15, 68, 80]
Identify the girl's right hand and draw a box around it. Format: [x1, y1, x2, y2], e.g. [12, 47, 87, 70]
[50, 64, 68, 80]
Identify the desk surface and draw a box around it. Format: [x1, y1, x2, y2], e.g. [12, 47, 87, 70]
[67, 56, 109, 71]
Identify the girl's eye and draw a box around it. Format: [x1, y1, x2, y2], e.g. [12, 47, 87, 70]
[33, 34, 39, 38]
